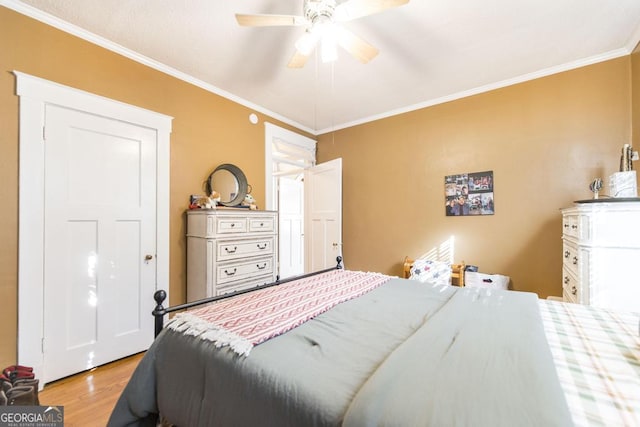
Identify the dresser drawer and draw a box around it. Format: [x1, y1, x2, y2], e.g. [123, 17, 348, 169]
[216, 217, 247, 234]
[217, 237, 274, 261]
[562, 242, 580, 277]
[249, 217, 275, 233]
[216, 274, 274, 296]
[217, 257, 274, 285]
[562, 268, 580, 304]
[562, 214, 580, 239]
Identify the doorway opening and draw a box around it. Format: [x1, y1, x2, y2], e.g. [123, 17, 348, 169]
[264, 123, 316, 278]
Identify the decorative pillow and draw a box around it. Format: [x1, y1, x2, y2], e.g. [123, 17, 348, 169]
[409, 259, 452, 286]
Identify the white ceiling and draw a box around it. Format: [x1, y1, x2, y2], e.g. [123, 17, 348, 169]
[7, 0, 640, 134]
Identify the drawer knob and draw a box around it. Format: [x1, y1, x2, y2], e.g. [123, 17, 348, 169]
[572, 256, 578, 265]
[260, 222, 264, 227]
[563, 223, 569, 228]
[257, 243, 267, 250]
[257, 263, 267, 270]
[571, 224, 577, 230]
[564, 250, 569, 258]
[224, 268, 237, 276]
[564, 276, 570, 285]
[230, 223, 235, 228]
[571, 286, 577, 295]
[225, 246, 238, 254]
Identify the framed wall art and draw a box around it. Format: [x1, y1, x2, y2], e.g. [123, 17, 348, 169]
[445, 170, 494, 216]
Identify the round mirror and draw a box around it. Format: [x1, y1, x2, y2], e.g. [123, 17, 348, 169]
[206, 164, 248, 207]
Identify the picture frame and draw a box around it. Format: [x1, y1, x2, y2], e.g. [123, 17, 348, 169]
[445, 170, 494, 216]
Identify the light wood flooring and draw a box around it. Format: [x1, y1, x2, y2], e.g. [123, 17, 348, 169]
[38, 352, 144, 427]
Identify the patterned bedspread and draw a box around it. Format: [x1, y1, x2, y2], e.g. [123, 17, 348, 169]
[166, 270, 391, 356]
[540, 300, 640, 426]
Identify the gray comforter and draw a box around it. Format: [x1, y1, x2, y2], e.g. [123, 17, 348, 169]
[108, 278, 572, 426]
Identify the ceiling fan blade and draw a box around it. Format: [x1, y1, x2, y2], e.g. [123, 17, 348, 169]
[235, 14, 307, 27]
[287, 51, 311, 68]
[334, 0, 409, 22]
[336, 27, 379, 63]
[288, 32, 319, 68]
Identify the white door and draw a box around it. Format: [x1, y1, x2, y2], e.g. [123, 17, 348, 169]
[305, 158, 343, 272]
[279, 177, 305, 278]
[42, 104, 156, 382]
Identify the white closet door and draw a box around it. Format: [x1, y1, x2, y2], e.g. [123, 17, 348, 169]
[42, 104, 157, 383]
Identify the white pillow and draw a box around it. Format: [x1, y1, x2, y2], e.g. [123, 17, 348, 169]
[409, 259, 452, 287]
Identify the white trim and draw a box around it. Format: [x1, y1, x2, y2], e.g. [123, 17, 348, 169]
[272, 169, 306, 178]
[14, 71, 172, 380]
[264, 122, 316, 211]
[13, 71, 173, 131]
[1, 0, 314, 135]
[272, 156, 308, 168]
[17, 93, 45, 374]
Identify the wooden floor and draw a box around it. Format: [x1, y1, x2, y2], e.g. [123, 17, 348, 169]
[39, 352, 144, 427]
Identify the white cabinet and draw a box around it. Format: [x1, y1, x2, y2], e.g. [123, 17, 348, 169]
[186, 209, 278, 301]
[561, 202, 640, 313]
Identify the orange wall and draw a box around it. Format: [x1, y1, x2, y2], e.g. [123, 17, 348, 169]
[317, 58, 633, 298]
[0, 7, 308, 367]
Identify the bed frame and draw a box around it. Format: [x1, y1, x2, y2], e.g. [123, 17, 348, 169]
[402, 256, 466, 286]
[152, 256, 344, 337]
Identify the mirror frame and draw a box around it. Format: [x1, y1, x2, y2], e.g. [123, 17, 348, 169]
[206, 163, 248, 207]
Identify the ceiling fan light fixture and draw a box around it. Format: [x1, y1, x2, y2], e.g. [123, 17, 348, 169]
[295, 31, 320, 56]
[320, 23, 339, 62]
[321, 37, 338, 63]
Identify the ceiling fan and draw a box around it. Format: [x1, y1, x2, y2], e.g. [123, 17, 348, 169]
[236, 0, 409, 68]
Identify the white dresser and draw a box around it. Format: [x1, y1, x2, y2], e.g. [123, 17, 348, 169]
[186, 209, 278, 301]
[561, 202, 640, 313]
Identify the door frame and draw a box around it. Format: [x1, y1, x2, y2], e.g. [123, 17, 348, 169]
[14, 71, 172, 378]
[264, 122, 316, 211]
[264, 122, 316, 277]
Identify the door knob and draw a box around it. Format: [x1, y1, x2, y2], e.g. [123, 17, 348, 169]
[144, 255, 154, 263]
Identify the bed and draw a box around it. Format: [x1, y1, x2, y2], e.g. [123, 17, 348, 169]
[108, 258, 640, 427]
